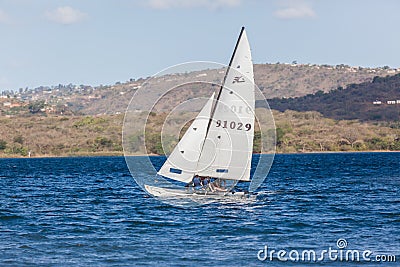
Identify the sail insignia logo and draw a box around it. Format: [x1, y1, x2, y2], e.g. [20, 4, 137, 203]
[232, 76, 245, 83]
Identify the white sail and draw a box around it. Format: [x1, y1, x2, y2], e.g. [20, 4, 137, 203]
[157, 93, 215, 183]
[196, 28, 254, 181]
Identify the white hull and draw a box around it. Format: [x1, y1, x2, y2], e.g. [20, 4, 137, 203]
[144, 184, 252, 200]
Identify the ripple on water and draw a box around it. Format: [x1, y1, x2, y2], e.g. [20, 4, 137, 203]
[0, 154, 398, 266]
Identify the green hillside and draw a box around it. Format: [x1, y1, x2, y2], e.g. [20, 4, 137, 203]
[1, 63, 400, 158]
[268, 74, 400, 122]
[1, 111, 399, 158]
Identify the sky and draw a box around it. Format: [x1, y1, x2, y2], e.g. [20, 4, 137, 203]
[1, 0, 400, 91]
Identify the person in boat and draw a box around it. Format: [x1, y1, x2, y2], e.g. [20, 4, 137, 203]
[201, 176, 209, 187]
[212, 178, 227, 192]
[202, 176, 215, 192]
[192, 175, 202, 190]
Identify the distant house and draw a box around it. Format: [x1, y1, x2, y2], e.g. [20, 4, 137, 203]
[373, 100, 400, 105]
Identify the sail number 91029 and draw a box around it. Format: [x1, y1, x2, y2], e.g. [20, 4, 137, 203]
[215, 120, 251, 131]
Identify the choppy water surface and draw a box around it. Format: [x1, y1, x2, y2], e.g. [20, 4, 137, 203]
[0, 153, 399, 266]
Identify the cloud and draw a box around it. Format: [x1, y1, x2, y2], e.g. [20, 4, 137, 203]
[274, 1, 316, 19]
[0, 9, 11, 24]
[45, 6, 87, 25]
[145, 0, 241, 10]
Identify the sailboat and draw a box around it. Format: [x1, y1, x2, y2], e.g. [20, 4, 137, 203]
[145, 27, 255, 198]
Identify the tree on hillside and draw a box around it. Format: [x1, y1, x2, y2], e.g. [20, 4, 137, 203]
[341, 128, 360, 148]
[0, 140, 7, 150]
[14, 135, 24, 145]
[28, 100, 45, 114]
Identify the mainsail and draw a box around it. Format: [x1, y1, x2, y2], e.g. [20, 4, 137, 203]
[158, 27, 254, 183]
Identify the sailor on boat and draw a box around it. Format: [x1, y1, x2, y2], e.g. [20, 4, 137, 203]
[212, 179, 227, 192]
[193, 175, 202, 189]
[185, 175, 203, 190]
[186, 175, 228, 193]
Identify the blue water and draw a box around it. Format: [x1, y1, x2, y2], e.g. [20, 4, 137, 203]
[0, 153, 399, 266]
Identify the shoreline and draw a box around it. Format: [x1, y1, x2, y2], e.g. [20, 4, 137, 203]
[0, 150, 399, 159]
